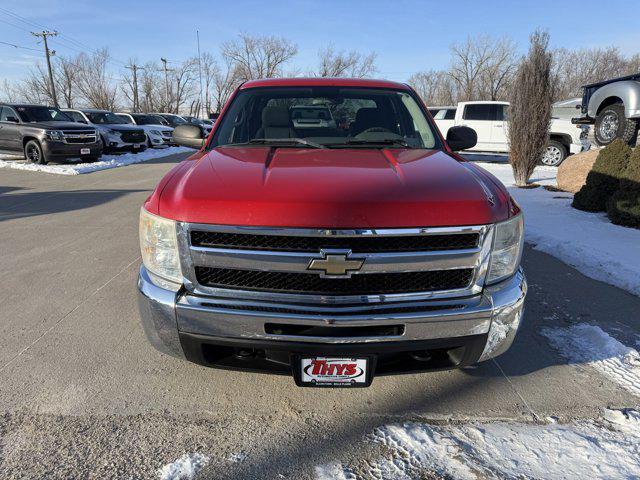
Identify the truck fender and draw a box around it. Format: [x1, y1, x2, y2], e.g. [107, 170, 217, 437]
[588, 80, 640, 119]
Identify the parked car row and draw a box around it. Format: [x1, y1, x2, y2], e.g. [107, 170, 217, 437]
[429, 100, 590, 166]
[0, 101, 215, 164]
[0, 104, 103, 164]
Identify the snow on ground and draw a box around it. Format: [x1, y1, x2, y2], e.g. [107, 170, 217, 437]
[475, 162, 640, 296]
[0, 146, 191, 175]
[317, 409, 640, 480]
[541, 323, 640, 397]
[158, 453, 209, 480]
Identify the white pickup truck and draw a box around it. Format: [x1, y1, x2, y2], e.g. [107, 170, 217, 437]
[430, 101, 589, 166]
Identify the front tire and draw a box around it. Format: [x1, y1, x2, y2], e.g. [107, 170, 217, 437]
[541, 140, 568, 166]
[25, 140, 47, 165]
[594, 103, 637, 146]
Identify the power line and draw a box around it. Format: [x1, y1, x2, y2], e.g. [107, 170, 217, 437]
[0, 6, 128, 67]
[0, 40, 40, 52]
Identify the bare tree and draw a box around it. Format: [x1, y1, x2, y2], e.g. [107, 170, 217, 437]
[476, 38, 517, 100]
[509, 31, 553, 186]
[15, 64, 56, 105]
[551, 46, 640, 101]
[0, 79, 22, 102]
[408, 70, 456, 106]
[212, 56, 241, 113]
[221, 34, 297, 81]
[138, 61, 163, 112]
[315, 46, 377, 78]
[450, 35, 516, 101]
[74, 49, 118, 110]
[55, 56, 78, 108]
[170, 58, 198, 114]
[199, 52, 219, 115]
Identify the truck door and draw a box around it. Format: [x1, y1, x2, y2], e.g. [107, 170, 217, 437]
[491, 104, 509, 152]
[460, 104, 495, 151]
[0, 106, 22, 153]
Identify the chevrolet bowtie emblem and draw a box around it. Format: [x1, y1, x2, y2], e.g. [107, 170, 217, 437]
[307, 251, 365, 277]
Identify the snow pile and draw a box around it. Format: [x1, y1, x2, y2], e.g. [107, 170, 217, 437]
[541, 323, 640, 397]
[365, 410, 640, 480]
[476, 162, 640, 296]
[158, 453, 209, 480]
[0, 146, 191, 175]
[315, 462, 352, 480]
[317, 409, 640, 479]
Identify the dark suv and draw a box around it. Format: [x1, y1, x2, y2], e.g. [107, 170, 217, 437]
[0, 104, 102, 164]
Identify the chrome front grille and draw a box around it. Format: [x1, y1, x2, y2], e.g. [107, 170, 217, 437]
[178, 224, 494, 305]
[61, 129, 97, 144]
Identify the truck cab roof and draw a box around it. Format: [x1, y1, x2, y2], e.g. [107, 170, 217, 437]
[240, 77, 410, 91]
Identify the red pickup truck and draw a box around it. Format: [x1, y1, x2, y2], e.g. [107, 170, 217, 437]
[137, 78, 526, 388]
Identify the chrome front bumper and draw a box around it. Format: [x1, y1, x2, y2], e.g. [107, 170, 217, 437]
[137, 265, 526, 363]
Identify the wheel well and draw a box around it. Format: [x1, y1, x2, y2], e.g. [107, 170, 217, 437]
[596, 96, 623, 115]
[549, 134, 570, 149]
[22, 136, 40, 149]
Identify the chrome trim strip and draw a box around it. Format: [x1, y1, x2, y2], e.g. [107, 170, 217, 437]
[176, 222, 494, 305]
[185, 222, 486, 237]
[189, 246, 482, 273]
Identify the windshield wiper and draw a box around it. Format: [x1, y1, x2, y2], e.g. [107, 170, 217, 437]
[326, 138, 412, 148]
[227, 138, 326, 149]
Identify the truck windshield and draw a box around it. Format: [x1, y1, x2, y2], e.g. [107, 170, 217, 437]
[87, 112, 128, 125]
[210, 87, 440, 150]
[16, 106, 73, 123]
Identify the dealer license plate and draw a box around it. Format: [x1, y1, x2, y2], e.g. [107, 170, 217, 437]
[296, 357, 370, 387]
[80, 148, 90, 155]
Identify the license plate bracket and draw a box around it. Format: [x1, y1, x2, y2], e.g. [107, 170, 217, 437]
[293, 356, 374, 388]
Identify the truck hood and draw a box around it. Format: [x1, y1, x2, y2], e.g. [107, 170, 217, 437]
[157, 147, 511, 228]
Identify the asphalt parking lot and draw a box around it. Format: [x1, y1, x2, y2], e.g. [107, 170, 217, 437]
[1, 152, 639, 479]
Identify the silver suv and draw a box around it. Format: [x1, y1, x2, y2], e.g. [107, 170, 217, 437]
[63, 109, 147, 153]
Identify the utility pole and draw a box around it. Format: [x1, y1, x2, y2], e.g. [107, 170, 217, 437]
[196, 30, 205, 119]
[31, 30, 58, 107]
[125, 63, 143, 112]
[160, 57, 172, 112]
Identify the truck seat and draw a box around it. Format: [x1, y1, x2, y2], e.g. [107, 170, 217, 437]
[255, 107, 295, 139]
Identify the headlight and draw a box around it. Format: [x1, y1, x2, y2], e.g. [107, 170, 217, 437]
[150, 130, 162, 136]
[487, 213, 524, 284]
[139, 208, 182, 285]
[46, 130, 64, 141]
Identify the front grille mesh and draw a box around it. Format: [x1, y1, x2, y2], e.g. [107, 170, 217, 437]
[195, 267, 473, 295]
[121, 131, 146, 143]
[191, 231, 479, 253]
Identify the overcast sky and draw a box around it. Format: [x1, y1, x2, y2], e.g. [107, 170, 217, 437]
[2, 0, 640, 86]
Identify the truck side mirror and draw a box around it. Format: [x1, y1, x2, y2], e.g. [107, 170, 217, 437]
[5, 116, 19, 123]
[447, 126, 477, 151]
[173, 124, 205, 149]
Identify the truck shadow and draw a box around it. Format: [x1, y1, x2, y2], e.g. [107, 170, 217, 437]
[0, 187, 145, 222]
